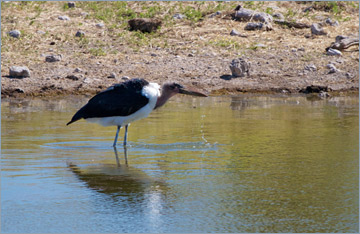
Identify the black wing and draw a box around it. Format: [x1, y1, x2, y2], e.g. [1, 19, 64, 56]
[67, 79, 150, 125]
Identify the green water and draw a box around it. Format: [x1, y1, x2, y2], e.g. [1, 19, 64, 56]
[1, 95, 359, 233]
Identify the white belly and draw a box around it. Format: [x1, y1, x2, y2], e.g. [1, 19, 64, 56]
[86, 82, 160, 127]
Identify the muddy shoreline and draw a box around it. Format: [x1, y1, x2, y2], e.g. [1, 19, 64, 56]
[2, 1, 359, 98]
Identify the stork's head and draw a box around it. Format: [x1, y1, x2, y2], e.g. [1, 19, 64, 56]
[155, 82, 207, 109]
[163, 82, 208, 97]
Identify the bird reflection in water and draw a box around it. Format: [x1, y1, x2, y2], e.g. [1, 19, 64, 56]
[113, 145, 128, 167]
[67, 147, 168, 200]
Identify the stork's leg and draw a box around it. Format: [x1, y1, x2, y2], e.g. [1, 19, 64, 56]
[123, 124, 129, 146]
[113, 125, 121, 147]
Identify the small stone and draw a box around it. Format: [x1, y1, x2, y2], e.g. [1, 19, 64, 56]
[304, 64, 317, 72]
[291, 48, 297, 52]
[230, 29, 240, 36]
[8, 30, 21, 38]
[325, 18, 339, 26]
[209, 11, 221, 18]
[75, 30, 85, 37]
[150, 53, 157, 57]
[9, 66, 31, 78]
[272, 13, 284, 21]
[58, 15, 70, 21]
[37, 30, 46, 34]
[121, 76, 130, 81]
[173, 13, 186, 20]
[108, 72, 116, 79]
[346, 72, 353, 79]
[188, 53, 194, 57]
[245, 22, 263, 31]
[45, 54, 62, 62]
[74, 68, 82, 73]
[335, 35, 348, 42]
[67, 2, 75, 8]
[255, 43, 266, 48]
[95, 23, 105, 28]
[66, 74, 79, 81]
[319, 91, 330, 98]
[327, 63, 339, 73]
[303, 6, 314, 12]
[311, 23, 327, 36]
[326, 48, 342, 56]
[298, 47, 305, 52]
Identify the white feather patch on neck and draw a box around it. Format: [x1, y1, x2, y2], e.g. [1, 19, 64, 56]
[142, 82, 161, 109]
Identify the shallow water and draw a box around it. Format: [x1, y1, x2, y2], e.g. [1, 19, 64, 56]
[1, 95, 359, 233]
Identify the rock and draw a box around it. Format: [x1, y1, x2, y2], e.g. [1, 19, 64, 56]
[58, 15, 70, 21]
[327, 63, 339, 73]
[66, 74, 79, 81]
[245, 22, 263, 31]
[325, 18, 339, 26]
[67, 2, 75, 8]
[304, 64, 317, 72]
[345, 72, 353, 79]
[319, 91, 330, 98]
[326, 48, 342, 56]
[298, 47, 305, 52]
[8, 30, 21, 38]
[150, 53, 157, 57]
[303, 6, 314, 12]
[95, 23, 105, 28]
[209, 11, 221, 18]
[335, 35, 348, 42]
[173, 13, 186, 20]
[187, 53, 194, 57]
[234, 7, 273, 23]
[75, 30, 85, 37]
[121, 76, 130, 81]
[128, 18, 162, 33]
[74, 68, 82, 73]
[244, 22, 272, 31]
[311, 23, 327, 35]
[255, 43, 266, 48]
[272, 13, 284, 21]
[230, 29, 240, 36]
[45, 54, 62, 62]
[37, 30, 46, 34]
[107, 72, 116, 79]
[229, 58, 250, 77]
[9, 66, 31, 78]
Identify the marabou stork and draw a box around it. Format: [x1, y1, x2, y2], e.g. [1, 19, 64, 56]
[67, 78, 207, 147]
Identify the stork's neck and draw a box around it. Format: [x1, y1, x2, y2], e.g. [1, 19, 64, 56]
[155, 88, 174, 109]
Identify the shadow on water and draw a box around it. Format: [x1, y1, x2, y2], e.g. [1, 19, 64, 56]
[66, 146, 168, 200]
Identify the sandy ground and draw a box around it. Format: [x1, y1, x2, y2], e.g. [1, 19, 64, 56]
[1, 1, 359, 98]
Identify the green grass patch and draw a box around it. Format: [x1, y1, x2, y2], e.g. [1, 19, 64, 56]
[208, 38, 241, 50]
[89, 47, 106, 56]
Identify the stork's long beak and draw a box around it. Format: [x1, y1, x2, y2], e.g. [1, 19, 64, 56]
[179, 87, 208, 97]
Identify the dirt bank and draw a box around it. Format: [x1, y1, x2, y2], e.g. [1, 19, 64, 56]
[1, 1, 359, 98]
